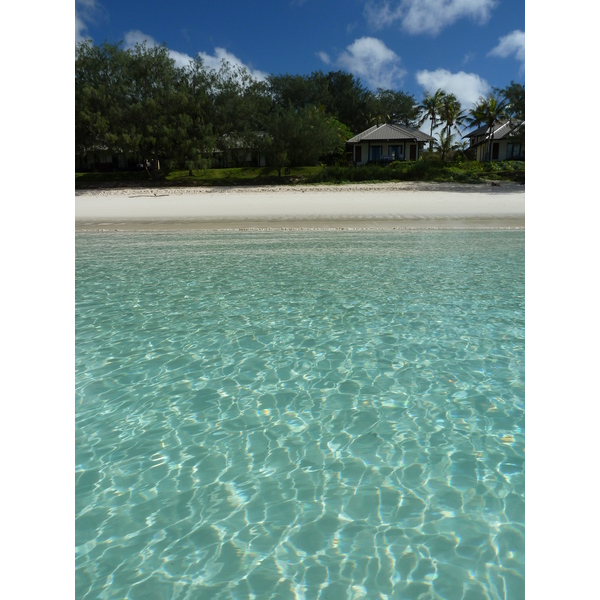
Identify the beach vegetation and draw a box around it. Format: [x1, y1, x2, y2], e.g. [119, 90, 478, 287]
[76, 42, 419, 174]
[439, 93, 466, 140]
[371, 88, 421, 128]
[467, 92, 510, 162]
[76, 40, 524, 182]
[260, 105, 351, 176]
[77, 159, 524, 188]
[418, 89, 446, 153]
[434, 130, 459, 162]
[501, 81, 525, 121]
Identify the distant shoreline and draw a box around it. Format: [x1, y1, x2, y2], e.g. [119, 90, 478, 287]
[75, 181, 525, 231]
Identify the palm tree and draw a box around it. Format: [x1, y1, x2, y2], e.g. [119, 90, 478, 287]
[466, 99, 486, 130]
[439, 93, 466, 140]
[435, 130, 458, 161]
[419, 88, 446, 152]
[475, 92, 510, 161]
[498, 82, 524, 121]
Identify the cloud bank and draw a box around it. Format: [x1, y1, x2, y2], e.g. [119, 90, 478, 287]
[365, 0, 497, 35]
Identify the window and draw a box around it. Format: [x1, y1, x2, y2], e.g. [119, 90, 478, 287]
[388, 145, 404, 160]
[369, 146, 383, 161]
[506, 142, 521, 159]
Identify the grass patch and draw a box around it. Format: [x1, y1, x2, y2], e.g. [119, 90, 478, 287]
[75, 166, 324, 188]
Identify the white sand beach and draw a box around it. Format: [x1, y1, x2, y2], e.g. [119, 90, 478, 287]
[75, 181, 524, 230]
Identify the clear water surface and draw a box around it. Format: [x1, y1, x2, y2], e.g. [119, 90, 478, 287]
[75, 230, 524, 599]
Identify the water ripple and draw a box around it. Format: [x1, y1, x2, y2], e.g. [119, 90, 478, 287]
[76, 230, 524, 599]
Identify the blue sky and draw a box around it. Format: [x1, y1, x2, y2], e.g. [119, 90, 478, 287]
[76, 0, 524, 115]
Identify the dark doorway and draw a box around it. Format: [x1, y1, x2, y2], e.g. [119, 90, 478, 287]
[355, 146, 362, 163]
[409, 144, 417, 160]
[492, 143, 499, 160]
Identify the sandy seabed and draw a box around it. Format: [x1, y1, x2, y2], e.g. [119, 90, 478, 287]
[75, 181, 525, 231]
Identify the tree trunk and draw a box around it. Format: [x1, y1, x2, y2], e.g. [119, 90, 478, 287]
[429, 119, 434, 152]
[152, 150, 160, 180]
[488, 130, 495, 162]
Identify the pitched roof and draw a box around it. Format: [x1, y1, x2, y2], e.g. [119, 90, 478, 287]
[464, 120, 524, 141]
[347, 123, 434, 144]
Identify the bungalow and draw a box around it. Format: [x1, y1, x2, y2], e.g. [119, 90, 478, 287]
[346, 123, 434, 164]
[76, 146, 144, 172]
[210, 133, 268, 168]
[464, 120, 525, 162]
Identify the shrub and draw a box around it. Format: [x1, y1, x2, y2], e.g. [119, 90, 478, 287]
[420, 152, 442, 162]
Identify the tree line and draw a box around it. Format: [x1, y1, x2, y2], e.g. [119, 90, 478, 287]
[75, 41, 524, 177]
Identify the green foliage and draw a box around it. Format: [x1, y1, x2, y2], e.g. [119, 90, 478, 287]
[267, 72, 330, 110]
[260, 104, 350, 174]
[438, 93, 465, 140]
[372, 89, 420, 127]
[76, 40, 524, 180]
[75, 41, 271, 176]
[324, 71, 374, 134]
[468, 92, 511, 162]
[303, 159, 523, 185]
[75, 41, 133, 157]
[76, 40, 206, 178]
[442, 167, 481, 183]
[497, 81, 525, 121]
[434, 130, 459, 161]
[76, 158, 524, 188]
[418, 89, 446, 152]
[75, 166, 324, 187]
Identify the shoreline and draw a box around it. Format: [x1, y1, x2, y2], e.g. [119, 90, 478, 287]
[76, 181, 525, 231]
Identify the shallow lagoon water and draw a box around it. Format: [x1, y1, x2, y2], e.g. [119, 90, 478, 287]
[75, 230, 524, 599]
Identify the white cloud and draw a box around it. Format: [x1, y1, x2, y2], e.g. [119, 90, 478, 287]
[488, 30, 525, 62]
[76, 14, 89, 43]
[123, 30, 194, 69]
[462, 51, 475, 65]
[124, 30, 159, 49]
[198, 48, 269, 81]
[318, 51, 331, 65]
[123, 30, 268, 80]
[328, 37, 406, 89]
[364, 0, 403, 29]
[415, 68, 490, 109]
[365, 0, 497, 36]
[76, 0, 101, 42]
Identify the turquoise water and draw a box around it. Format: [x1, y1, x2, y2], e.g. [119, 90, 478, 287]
[75, 230, 524, 600]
